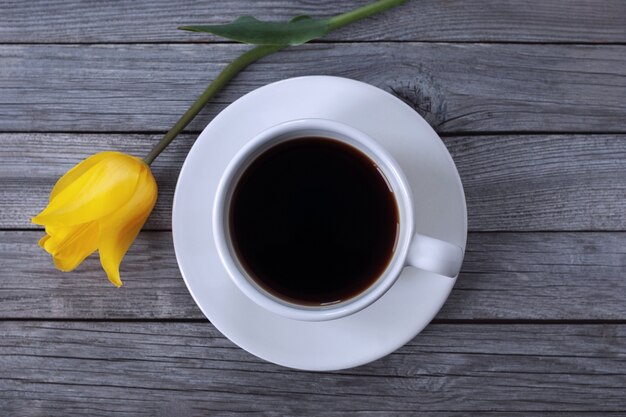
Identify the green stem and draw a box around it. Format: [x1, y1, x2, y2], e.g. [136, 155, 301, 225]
[328, 0, 407, 31]
[144, 0, 406, 165]
[143, 44, 284, 165]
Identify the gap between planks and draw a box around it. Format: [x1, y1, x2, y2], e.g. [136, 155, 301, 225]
[3, 40, 626, 46]
[1, 318, 626, 325]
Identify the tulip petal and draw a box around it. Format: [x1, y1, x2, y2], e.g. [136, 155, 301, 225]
[42, 223, 86, 254]
[45, 222, 99, 271]
[43, 223, 95, 255]
[98, 218, 142, 287]
[38, 234, 51, 248]
[49, 152, 114, 201]
[32, 153, 142, 227]
[98, 166, 157, 287]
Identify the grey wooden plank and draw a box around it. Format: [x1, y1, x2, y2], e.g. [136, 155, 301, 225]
[1, 231, 624, 320]
[444, 232, 626, 320]
[0, 322, 624, 415]
[1, 0, 625, 43]
[0, 231, 198, 320]
[1, 44, 625, 133]
[446, 134, 626, 232]
[3, 133, 625, 231]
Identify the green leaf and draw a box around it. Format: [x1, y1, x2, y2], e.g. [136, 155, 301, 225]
[179, 15, 330, 46]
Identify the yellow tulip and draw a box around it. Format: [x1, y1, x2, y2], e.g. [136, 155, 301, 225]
[32, 151, 158, 287]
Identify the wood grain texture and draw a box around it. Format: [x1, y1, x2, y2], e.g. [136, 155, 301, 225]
[2, 231, 624, 320]
[2, 0, 625, 413]
[2, 43, 625, 133]
[0, 322, 624, 415]
[1, 0, 625, 43]
[3, 133, 625, 231]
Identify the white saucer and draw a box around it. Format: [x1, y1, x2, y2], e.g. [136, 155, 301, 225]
[173, 76, 467, 371]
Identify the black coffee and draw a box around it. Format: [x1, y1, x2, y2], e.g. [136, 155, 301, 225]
[229, 137, 399, 306]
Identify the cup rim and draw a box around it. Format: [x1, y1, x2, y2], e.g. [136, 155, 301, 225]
[213, 118, 415, 321]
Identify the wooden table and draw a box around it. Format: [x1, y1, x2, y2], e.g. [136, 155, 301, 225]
[2, 1, 625, 415]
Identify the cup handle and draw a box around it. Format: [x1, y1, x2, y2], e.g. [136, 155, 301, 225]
[405, 234, 464, 278]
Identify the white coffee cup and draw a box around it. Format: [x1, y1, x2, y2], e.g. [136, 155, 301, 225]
[213, 119, 464, 321]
